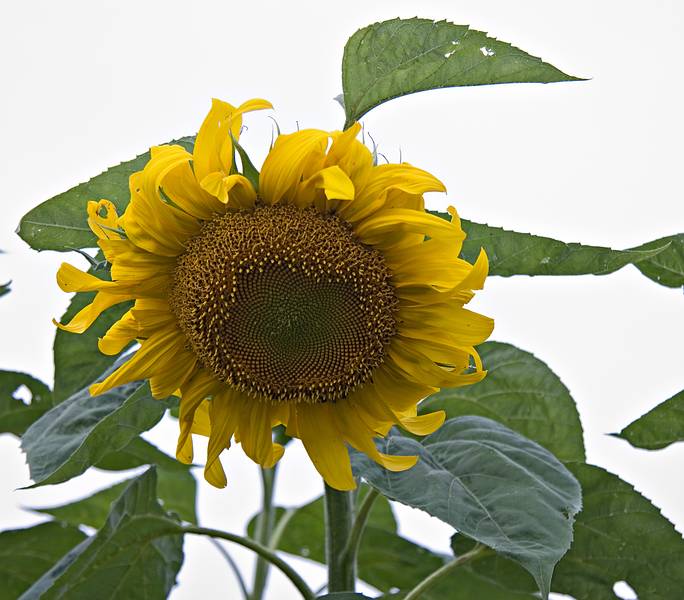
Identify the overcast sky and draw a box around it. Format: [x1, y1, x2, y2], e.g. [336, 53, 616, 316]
[1, 1, 682, 598]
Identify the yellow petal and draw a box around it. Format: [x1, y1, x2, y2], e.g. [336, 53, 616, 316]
[334, 403, 417, 472]
[295, 403, 355, 491]
[54, 291, 129, 334]
[259, 129, 329, 205]
[204, 390, 241, 488]
[200, 173, 257, 208]
[98, 309, 138, 354]
[87, 200, 122, 240]
[194, 98, 272, 184]
[89, 326, 186, 397]
[236, 396, 284, 469]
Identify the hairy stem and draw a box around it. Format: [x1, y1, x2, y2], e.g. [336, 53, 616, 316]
[324, 483, 356, 592]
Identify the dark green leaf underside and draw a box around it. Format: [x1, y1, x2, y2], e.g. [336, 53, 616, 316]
[456, 463, 684, 600]
[21, 380, 168, 487]
[351, 416, 581, 598]
[614, 389, 684, 450]
[342, 18, 581, 126]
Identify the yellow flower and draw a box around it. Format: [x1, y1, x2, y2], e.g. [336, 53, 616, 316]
[55, 98, 494, 490]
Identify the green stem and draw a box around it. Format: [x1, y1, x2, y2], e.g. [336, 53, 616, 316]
[340, 488, 379, 570]
[324, 483, 356, 592]
[403, 544, 488, 600]
[207, 538, 250, 600]
[251, 467, 277, 600]
[182, 525, 316, 600]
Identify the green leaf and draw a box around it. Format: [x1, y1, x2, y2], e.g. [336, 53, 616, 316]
[455, 464, 684, 600]
[53, 261, 133, 403]
[32, 437, 197, 526]
[458, 217, 672, 281]
[0, 280, 10, 298]
[630, 233, 684, 287]
[17, 137, 194, 252]
[342, 18, 581, 127]
[0, 370, 52, 436]
[0, 522, 87, 600]
[420, 341, 585, 462]
[350, 416, 582, 599]
[21, 381, 169, 487]
[613, 389, 684, 450]
[31, 481, 129, 530]
[96, 436, 196, 523]
[21, 468, 184, 600]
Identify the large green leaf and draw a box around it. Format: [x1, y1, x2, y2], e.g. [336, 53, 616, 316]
[20, 469, 184, 600]
[21, 381, 169, 487]
[32, 437, 197, 526]
[0, 522, 87, 600]
[342, 18, 580, 127]
[53, 261, 133, 403]
[631, 233, 684, 287]
[351, 416, 582, 599]
[420, 341, 585, 462]
[613, 389, 684, 450]
[17, 137, 194, 252]
[454, 464, 684, 600]
[0, 370, 52, 436]
[456, 217, 675, 284]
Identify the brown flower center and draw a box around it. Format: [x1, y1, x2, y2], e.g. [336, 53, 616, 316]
[169, 204, 397, 403]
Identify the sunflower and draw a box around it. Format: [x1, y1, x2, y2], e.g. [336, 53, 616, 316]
[55, 98, 494, 490]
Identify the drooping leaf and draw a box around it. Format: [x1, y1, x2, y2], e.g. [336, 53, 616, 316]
[53, 259, 133, 403]
[0, 522, 87, 600]
[20, 469, 184, 600]
[21, 381, 169, 487]
[420, 341, 585, 462]
[613, 389, 684, 450]
[351, 416, 582, 598]
[342, 18, 581, 127]
[631, 233, 684, 288]
[17, 137, 194, 252]
[32, 437, 197, 526]
[0, 370, 52, 436]
[454, 464, 684, 600]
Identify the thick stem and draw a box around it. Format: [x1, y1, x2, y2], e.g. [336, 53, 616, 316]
[324, 483, 356, 592]
[340, 488, 379, 570]
[182, 525, 316, 600]
[251, 467, 277, 600]
[403, 544, 488, 600]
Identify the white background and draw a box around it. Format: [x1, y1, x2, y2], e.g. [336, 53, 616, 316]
[1, 1, 682, 599]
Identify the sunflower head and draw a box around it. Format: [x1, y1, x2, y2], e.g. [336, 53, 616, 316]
[55, 98, 494, 490]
